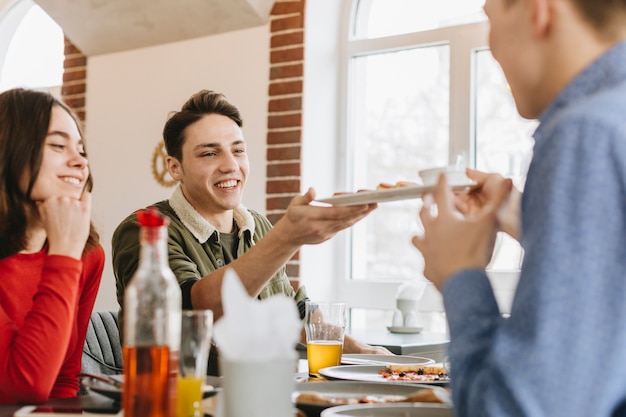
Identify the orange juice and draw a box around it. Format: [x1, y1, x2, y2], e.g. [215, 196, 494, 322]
[176, 376, 203, 417]
[306, 340, 343, 375]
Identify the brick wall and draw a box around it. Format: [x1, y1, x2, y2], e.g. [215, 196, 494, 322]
[268, 0, 305, 288]
[61, 37, 87, 122]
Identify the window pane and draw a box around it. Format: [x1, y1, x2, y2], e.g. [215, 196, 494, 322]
[0, 5, 64, 91]
[355, 0, 486, 39]
[474, 49, 536, 270]
[349, 45, 449, 281]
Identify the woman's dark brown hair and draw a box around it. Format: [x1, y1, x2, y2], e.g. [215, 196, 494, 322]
[0, 88, 99, 259]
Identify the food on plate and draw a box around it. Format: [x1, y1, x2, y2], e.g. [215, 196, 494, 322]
[400, 388, 447, 403]
[295, 388, 445, 406]
[378, 364, 450, 382]
[376, 181, 419, 190]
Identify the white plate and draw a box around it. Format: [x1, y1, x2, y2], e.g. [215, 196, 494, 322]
[314, 183, 476, 206]
[386, 326, 424, 334]
[341, 354, 433, 366]
[293, 381, 446, 417]
[319, 365, 449, 386]
[320, 403, 453, 417]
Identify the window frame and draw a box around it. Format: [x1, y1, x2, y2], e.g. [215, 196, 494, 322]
[0, 0, 34, 73]
[332, 0, 518, 314]
[0, 0, 64, 93]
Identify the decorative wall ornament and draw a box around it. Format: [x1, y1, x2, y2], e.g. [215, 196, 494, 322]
[151, 141, 176, 187]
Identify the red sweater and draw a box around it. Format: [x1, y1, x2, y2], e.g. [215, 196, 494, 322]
[0, 245, 104, 404]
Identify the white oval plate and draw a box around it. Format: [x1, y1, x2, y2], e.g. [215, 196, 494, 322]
[319, 365, 449, 386]
[341, 354, 433, 366]
[293, 381, 446, 417]
[80, 375, 221, 402]
[320, 403, 453, 417]
[315, 183, 476, 206]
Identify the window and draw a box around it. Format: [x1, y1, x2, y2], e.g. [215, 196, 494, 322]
[0, 0, 64, 93]
[337, 0, 535, 329]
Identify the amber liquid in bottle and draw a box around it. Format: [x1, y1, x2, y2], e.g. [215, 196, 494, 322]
[122, 346, 176, 417]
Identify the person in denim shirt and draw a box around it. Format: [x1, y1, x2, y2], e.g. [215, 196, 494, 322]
[413, 0, 626, 416]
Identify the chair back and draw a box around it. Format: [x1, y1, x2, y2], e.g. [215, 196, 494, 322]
[81, 310, 123, 375]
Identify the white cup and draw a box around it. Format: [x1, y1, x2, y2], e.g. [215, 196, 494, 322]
[419, 165, 471, 186]
[396, 298, 420, 327]
[218, 357, 296, 417]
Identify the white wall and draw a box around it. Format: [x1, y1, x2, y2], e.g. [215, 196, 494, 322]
[86, 25, 270, 311]
[299, 0, 344, 301]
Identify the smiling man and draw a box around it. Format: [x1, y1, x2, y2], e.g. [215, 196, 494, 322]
[112, 90, 389, 375]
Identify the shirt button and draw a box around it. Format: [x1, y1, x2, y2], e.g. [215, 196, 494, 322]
[216, 258, 224, 267]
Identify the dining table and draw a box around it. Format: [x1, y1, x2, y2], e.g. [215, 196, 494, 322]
[0, 392, 118, 417]
[0, 358, 453, 417]
[348, 330, 449, 361]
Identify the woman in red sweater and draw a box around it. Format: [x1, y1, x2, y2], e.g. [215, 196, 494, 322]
[0, 88, 104, 403]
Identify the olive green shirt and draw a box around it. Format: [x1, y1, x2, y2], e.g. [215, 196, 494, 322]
[112, 185, 308, 332]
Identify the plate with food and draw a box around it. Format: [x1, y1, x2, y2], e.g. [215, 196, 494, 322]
[319, 402, 453, 417]
[293, 381, 450, 417]
[318, 364, 450, 386]
[314, 181, 476, 206]
[79, 374, 222, 403]
[341, 354, 434, 366]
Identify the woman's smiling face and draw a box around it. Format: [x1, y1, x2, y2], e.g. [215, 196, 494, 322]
[27, 105, 89, 202]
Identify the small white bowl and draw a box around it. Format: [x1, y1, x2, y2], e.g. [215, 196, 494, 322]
[419, 165, 471, 186]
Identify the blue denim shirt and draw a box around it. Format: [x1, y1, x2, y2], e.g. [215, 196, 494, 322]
[443, 40, 626, 417]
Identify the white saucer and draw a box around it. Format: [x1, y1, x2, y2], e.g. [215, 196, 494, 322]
[387, 325, 424, 334]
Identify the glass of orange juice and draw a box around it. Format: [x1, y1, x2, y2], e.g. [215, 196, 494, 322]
[177, 310, 213, 417]
[304, 302, 346, 377]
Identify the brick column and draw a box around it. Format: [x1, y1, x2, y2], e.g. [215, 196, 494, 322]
[62, 37, 87, 122]
[267, 0, 305, 287]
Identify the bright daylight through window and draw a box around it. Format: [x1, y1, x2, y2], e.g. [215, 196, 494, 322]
[0, 1, 64, 92]
[341, 0, 536, 328]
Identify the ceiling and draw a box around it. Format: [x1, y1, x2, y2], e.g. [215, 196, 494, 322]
[31, 0, 275, 56]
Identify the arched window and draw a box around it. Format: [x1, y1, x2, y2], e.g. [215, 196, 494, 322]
[0, 0, 64, 93]
[336, 0, 534, 329]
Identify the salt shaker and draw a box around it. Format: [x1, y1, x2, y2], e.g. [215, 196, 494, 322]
[404, 310, 418, 327]
[392, 309, 404, 327]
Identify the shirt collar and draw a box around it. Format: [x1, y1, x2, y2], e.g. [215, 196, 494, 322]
[168, 185, 255, 244]
[536, 40, 626, 140]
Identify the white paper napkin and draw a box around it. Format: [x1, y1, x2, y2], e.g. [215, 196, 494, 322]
[212, 269, 301, 361]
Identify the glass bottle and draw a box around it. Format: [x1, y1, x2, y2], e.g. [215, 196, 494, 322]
[123, 208, 182, 417]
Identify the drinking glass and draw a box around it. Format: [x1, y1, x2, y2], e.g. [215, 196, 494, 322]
[177, 310, 213, 417]
[304, 301, 346, 376]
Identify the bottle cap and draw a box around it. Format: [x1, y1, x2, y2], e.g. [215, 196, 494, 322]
[137, 207, 169, 227]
